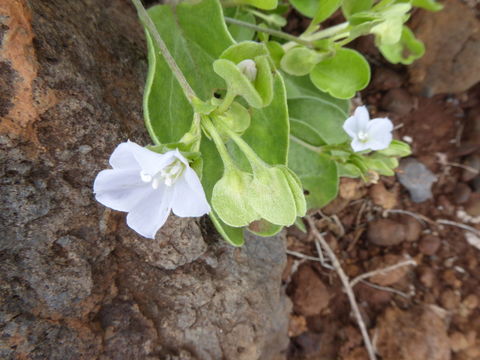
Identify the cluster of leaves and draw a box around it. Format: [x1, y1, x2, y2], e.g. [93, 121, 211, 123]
[141, 0, 440, 245]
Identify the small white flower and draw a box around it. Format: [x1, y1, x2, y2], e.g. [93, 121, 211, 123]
[343, 106, 394, 152]
[237, 59, 257, 82]
[94, 141, 211, 239]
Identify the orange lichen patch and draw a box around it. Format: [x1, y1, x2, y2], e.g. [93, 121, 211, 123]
[0, 0, 57, 142]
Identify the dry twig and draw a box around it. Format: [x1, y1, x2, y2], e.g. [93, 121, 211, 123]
[350, 258, 417, 287]
[306, 216, 377, 360]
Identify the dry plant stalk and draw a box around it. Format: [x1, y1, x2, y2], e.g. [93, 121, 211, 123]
[305, 216, 378, 360]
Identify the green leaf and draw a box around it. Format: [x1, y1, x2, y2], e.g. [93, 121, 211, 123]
[212, 167, 259, 227]
[282, 72, 349, 113]
[288, 97, 349, 145]
[377, 139, 412, 157]
[289, 141, 339, 209]
[412, 0, 443, 11]
[280, 47, 323, 76]
[210, 211, 245, 246]
[310, 48, 371, 99]
[289, 0, 319, 17]
[266, 41, 285, 68]
[378, 26, 425, 65]
[248, 219, 283, 236]
[220, 41, 270, 63]
[224, 8, 256, 42]
[234, 0, 278, 10]
[144, 0, 234, 144]
[342, 0, 373, 17]
[311, 0, 343, 25]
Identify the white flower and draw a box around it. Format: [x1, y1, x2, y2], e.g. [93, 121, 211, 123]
[237, 59, 257, 82]
[94, 141, 211, 239]
[343, 106, 394, 152]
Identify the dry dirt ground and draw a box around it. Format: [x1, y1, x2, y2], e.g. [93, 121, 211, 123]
[284, 1, 480, 359]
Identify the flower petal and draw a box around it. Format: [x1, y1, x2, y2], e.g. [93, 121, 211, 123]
[109, 142, 141, 170]
[343, 106, 370, 138]
[367, 117, 394, 150]
[127, 141, 177, 175]
[94, 168, 152, 212]
[350, 138, 372, 152]
[126, 185, 174, 239]
[171, 167, 211, 217]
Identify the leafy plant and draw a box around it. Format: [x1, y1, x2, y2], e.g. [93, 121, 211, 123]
[94, 0, 442, 245]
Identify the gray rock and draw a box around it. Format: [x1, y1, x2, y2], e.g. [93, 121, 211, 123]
[0, 1, 290, 359]
[397, 158, 437, 203]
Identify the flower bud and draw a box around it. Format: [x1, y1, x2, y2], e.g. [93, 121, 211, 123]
[237, 59, 257, 82]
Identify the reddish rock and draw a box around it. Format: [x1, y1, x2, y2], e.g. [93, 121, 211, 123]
[367, 219, 406, 246]
[375, 306, 451, 360]
[419, 235, 441, 255]
[292, 265, 330, 317]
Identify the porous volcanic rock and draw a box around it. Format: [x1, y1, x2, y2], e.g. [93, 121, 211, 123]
[0, 1, 290, 359]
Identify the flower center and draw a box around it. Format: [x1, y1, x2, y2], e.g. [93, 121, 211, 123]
[140, 159, 186, 189]
[358, 130, 369, 142]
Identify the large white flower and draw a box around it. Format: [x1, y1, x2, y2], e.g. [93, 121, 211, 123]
[94, 141, 211, 239]
[343, 106, 394, 152]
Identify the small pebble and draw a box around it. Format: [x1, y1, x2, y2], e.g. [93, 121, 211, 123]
[450, 332, 469, 352]
[453, 183, 472, 204]
[462, 154, 480, 182]
[419, 235, 441, 255]
[441, 289, 461, 310]
[402, 216, 423, 242]
[397, 158, 437, 203]
[464, 193, 480, 217]
[367, 219, 406, 246]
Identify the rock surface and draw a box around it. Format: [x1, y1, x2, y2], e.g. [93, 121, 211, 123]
[375, 306, 451, 360]
[409, 0, 480, 96]
[0, 1, 290, 359]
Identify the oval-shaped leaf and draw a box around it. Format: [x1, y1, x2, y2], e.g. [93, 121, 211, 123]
[378, 26, 425, 65]
[310, 48, 371, 99]
[280, 47, 321, 76]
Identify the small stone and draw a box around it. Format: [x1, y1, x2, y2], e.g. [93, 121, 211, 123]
[462, 154, 480, 182]
[463, 294, 479, 310]
[443, 269, 462, 288]
[340, 178, 367, 201]
[441, 289, 461, 310]
[450, 332, 469, 352]
[292, 265, 330, 317]
[419, 235, 441, 255]
[418, 266, 435, 288]
[397, 158, 437, 203]
[369, 182, 398, 210]
[381, 88, 414, 116]
[402, 216, 423, 242]
[367, 219, 406, 247]
[453, 183, 472, 205]
[464, 193, 480, 217]
[288, 315, 308, 337]
[369, 254, 411, 286]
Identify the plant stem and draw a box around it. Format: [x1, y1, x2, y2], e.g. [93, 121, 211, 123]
[217, 89, 237, 114]
[282, 22, 350, 51]
[131, 0, 197, 103]
[224, 17, 312, 47]
[202, 117, 235, 170]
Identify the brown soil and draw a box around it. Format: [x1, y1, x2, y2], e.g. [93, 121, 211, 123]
[284, 3, 480, 360]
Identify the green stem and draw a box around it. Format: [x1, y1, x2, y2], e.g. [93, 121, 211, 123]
[282, 22, 350, 51]
[220, 123, 266, 173]
[217, 89, 237, 114]
[224, 17, 313, 47]
[290, 135, 350, 153]
[131, 0, 197, 103]
[202, 117, 236, 170]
